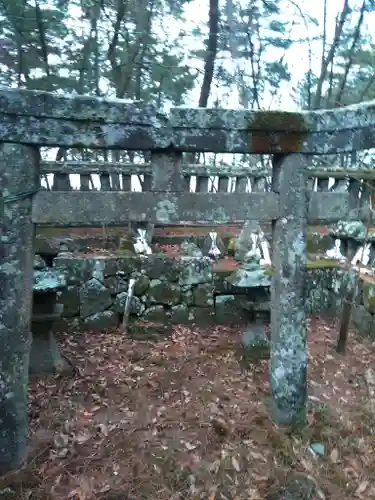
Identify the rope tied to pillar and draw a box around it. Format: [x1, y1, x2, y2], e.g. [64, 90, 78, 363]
[1, 189, 39, 204]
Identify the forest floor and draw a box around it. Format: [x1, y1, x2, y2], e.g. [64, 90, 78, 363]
[2, 318, 375, 499]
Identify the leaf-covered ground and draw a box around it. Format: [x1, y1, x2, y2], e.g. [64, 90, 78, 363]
[2, 318, 375, 499]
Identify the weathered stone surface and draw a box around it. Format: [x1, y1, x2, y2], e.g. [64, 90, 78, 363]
[227, 266, 271, 288]
[241, 325, 270, 364]
[189, 307, 215, 324]
[53, 317, 81, 333]
[133, 275, 150, 296]
[34, 268, 66, 292]
[103, 276, 129, 295]
[0, 88, 161, 122]
[29, 329, 71, 377]
[90, 257, 109, 282]
[330, 220, 367, 240]
[308, 192, 359, 223]
[215, 295, 247, 324]
[180, 286, 194, 306]
[149, 280, 181, 306]
[79, 278, 113, 319]
[213, 269, 237, 294]
[180, 241, 203, 258]
[179, 257, 212, 285]
[34, 254, 47, 269]
[33, 290, 58, 315]
[0, 143, 39, 473]
[169, 103, 375, 154]
[4, 88, 375, 155]
[270, 153, 308, 429]
[57, 286, 80, 317]
[362, 281, 375, 314]
[104, 256, 142, 277]
[350, 305, 375, 339]
[58, 238, 74, 254]
[142, 255, 180, 281]
[151, 151, 185, 192]
[54, 256, 96, 285]
[82, 311, 119, 330]
[0, 88, 169, 150]
[114, 292, 144, 315]
[234, 221, 260, 262]
[239, 287, 271, 314]
[143, 305, 169, 322]
[305, 267, 345, 315]
[170, 304, 190, 324]
[306, 232, 333, 254]
[118, 236, 136, 254]
[34, 235, 60, 257]
[38, 254, 356, 333]
[193, 283, 214, 307]
[32, 191, 281, 226]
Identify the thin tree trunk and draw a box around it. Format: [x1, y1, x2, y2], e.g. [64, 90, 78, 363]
[186, 0, 219, 166]
[198, 0, 219, 108]
[313, 0, 350, 109]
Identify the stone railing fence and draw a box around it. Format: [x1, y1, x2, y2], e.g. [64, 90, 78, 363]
[1, 87, 375, 473]
[39, 160, 375, 214]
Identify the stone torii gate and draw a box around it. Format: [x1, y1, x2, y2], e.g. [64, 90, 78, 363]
[0, 88, 373, 474]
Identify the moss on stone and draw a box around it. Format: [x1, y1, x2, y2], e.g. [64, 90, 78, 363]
[306, 260, 339, 269]
[214, 268, 235, 279]
[261, 260, 339, 277]
[247, 111, 308, 153]
[306, 233, 332, 254]
[193, 283, 214, 307]
[362, 281, 375, 314]
[263, 265, 273, 277]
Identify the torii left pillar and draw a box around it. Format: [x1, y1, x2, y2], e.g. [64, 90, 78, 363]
[0, 143, 39, 474]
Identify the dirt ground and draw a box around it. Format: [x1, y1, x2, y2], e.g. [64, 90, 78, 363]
[2, 318, 375, 499]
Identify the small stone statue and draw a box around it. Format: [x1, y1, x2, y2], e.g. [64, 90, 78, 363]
[57, 239, 74, 257]
[181, 240, 203, 257]
[234, 220, 261, 262]
[235, 312, 270, 372]
[202, 231, 226, 260]
[329, 220, 366, 240]
[226, 251, 271, 288]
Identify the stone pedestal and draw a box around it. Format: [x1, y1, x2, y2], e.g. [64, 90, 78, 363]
[31, 272, 71, 377]
[30, 297, 70, 376]
[226, 253, 271, 368]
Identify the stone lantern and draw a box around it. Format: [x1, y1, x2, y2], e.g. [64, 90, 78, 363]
[226, 250, 271, 370]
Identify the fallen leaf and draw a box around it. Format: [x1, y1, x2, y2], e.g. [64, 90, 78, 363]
[211, 416, 231, 436]
[232, 456, 240, 472]
[354, 480, 369, 497]
[54, 433, 69, 449]
[330, 448, 339, 463]
[75, 431, 91, 444]
[97, 423, 108, 436]
[184, 441, 197, 451]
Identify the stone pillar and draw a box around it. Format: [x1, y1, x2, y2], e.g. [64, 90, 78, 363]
[0, 143, 39, 474]
[270, 153, 308, 428]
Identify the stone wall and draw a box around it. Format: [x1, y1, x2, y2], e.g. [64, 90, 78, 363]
[52, 254, 215, 330]
[351, 279, 375, 340]
[33, 249, 351, 331]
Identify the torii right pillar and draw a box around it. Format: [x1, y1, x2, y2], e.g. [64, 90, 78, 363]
[270, 153, 308, 428]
